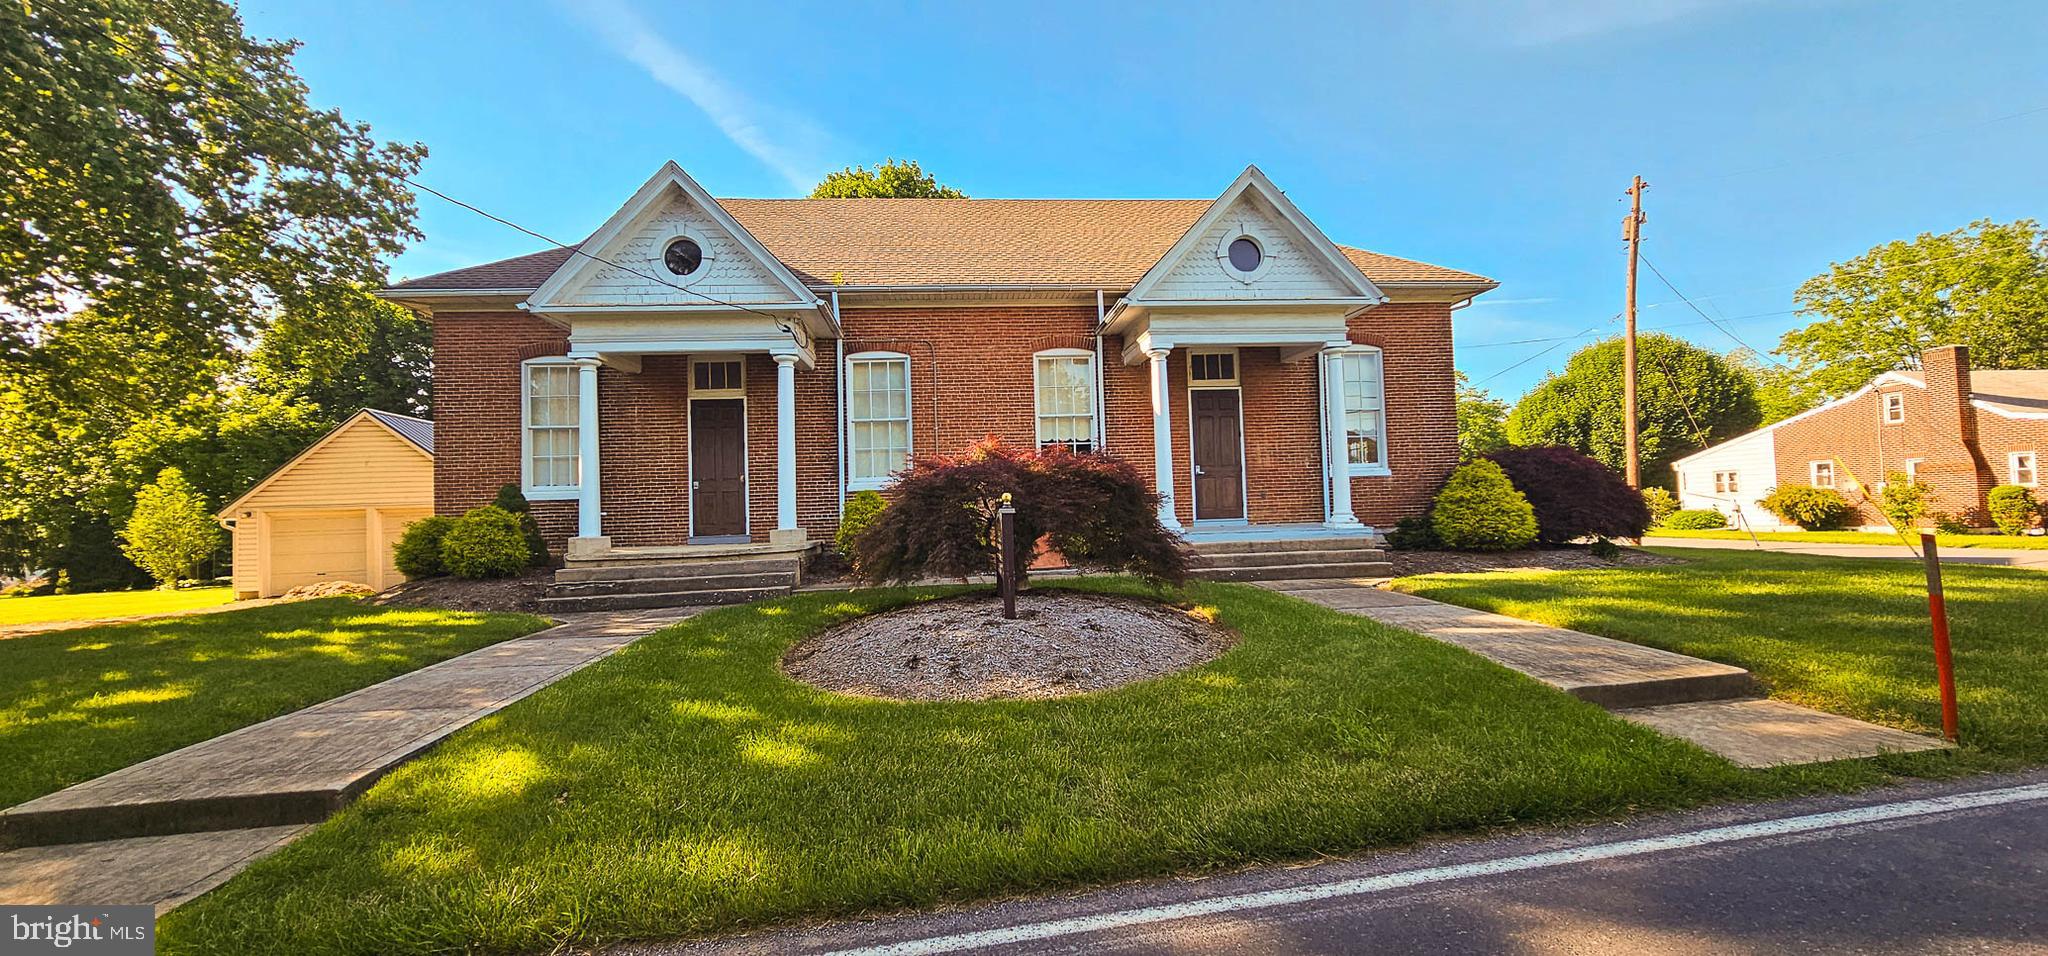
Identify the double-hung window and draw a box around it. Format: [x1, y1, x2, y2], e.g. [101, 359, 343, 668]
[1034, 350, 1096, 453]
[1341, 348, 1388, 472]
[847, 353, 912, 489]
[523, 359, 582, 498]
[1883, 392, 1905, 423]
[1810, 460, 1836, 489]
[1714, 471, 1739, 494]
[2014, 451, 2039, 487]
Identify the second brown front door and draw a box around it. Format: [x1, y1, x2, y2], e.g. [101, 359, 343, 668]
[1191, 388, 1244, 520]
[691, 398, 746, 537]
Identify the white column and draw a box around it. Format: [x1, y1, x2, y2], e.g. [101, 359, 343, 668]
[1321, 345, 1362, 530]
[773, 353, 801, 539]
[1147, 347, 1183, 531]
[574, 357, 603, 541]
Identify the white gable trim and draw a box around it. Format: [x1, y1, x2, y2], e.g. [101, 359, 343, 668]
[525, 161, 822, 314]
[1123, 165, 1386, 308]
[216, 411, 432, 518]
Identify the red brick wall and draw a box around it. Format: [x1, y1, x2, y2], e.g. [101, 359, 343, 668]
[431, 301, 1464, 551]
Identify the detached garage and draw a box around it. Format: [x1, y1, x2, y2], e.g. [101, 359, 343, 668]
[218, 409, 435, 599]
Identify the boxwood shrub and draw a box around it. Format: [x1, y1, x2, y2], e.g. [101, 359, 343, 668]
[836, 490, 888, 560]
[1987, 485, 2041, 535]
[1484, 445, 1649, 544]
[392, 515, 455, 578]
[440, 506, 532, 579]
[1430, 459, 1537, 551]
[1662, 508, 1728, 530]
[1759, 485, 1852, 530]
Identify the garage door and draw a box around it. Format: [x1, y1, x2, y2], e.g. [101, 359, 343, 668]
[268, 510, 369, 595]
[377, 508, 432, 587]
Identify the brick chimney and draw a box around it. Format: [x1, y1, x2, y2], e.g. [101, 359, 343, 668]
[1921, 344, 1976, 444]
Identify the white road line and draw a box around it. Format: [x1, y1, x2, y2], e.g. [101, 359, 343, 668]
[825, 782, 2048, 956]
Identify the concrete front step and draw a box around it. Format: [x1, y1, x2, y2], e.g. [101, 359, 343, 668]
[548, 570, 796, 597]
[538, 586, 790, 612]
[1188, 536, 1376, 556]
[555, 557, 800, 582]
[1193, 561, 1394, 582]
[1197, 547, 1385, 570]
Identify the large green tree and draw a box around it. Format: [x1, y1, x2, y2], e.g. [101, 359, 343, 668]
[1506, 334, 1761, 486]
[0, 1, 425, 587]
[0, 0, 426, 358]
[1779, 219, 2048, 399]
[811, 159, 965, 198]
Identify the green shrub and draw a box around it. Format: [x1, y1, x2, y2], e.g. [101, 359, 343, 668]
[1429, 459, 1537, 551]
[1929, 511, 1971, 535]
[836, 490, 888, 560]
[492, 483, 550, 566]
[392, 515, 455, 578]
[1987, 485, 2041, 536]
[1759, 485, 1853, 530]
[1588, 537, 1622, 560]
[1641, 487, 1678, 527]
[1384, 514, 1441, 550]
[1877, 473, 1932, 529]
[1662, 509, 1728, 530]
[440, 507, 531, 579]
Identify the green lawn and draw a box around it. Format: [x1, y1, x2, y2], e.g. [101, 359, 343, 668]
[1646, 528, 2048, 550]
[0, 598, 549, 808]
[1396, 548, 2048, 765]
[0, 586, 236, 628]
[158, 579, 1840, 955]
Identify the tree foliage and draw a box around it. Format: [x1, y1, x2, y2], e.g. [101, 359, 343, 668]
[1455, 372, 1511, 459]
[0, 0, 425, 357]
[1506, 334, 1760, 485]
[853, 439, 1186, 587]
[810, 159, 965, 199]
[119, 467, 222, 587]
[1780, 219, 2048, 400]
[1485, 445, 1650, 544]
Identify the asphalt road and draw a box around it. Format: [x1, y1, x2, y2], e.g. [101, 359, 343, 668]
[629, 771, 2048, 956]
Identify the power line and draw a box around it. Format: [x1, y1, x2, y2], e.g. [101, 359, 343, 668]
[1473, 314, 1620, 385]
[1637, 254, 1787, 367]
[1459, 310, 1802, 349]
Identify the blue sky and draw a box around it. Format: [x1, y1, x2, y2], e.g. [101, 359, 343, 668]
[239, 0, 2048, 401]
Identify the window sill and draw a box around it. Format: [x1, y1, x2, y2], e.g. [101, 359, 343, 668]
[1347, 465, 1391, 478]
[524, 486, 582, 501]
[846, 478, 895, 493]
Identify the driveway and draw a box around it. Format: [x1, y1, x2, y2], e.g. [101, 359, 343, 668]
[1652, 536, 2048, 569]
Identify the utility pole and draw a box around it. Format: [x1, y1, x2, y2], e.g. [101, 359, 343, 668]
[1622, 175, 1647, 489]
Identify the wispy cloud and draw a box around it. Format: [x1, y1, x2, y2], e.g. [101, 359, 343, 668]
[561, 0, 832, 191]
[1476, 0, 1777, 46]
[1463, 296, 1559, 308]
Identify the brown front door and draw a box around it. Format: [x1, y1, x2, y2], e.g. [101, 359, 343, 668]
[691, 399, 746, 536]
[1191, 388, 1244, 520]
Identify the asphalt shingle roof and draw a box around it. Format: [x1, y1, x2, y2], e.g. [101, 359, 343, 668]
[386, 198, 1492, 293]
[1890, 369, 2048, 417]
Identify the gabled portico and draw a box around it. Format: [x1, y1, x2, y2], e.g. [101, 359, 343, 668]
[519, 162, 834, 558]
[1102, 166, 1388, 534]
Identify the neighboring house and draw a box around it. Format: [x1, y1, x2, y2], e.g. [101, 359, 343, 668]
[218, 410, 435, 598]
[377, 163, 1494, 584]
[1674, 346, 2047, 529]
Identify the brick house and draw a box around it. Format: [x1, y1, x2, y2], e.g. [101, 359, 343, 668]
[1673, 345, 2047, 529]
[380, 164, 1494, 600]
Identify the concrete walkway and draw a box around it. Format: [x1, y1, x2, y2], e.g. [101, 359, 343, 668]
[1258, 579, 1949, 768]
[1648, 535, 2048, 569]
[0, 606, 700, 912]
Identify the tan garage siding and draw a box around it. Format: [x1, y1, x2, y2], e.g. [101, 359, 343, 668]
[220, 411, 435, 599]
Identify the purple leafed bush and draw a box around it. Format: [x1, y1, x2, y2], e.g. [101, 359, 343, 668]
[1485, 445, 1651, 544]
[852, 437, 1188, 587]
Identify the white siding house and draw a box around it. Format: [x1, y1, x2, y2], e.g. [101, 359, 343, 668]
[1671, 428, 1787, 530]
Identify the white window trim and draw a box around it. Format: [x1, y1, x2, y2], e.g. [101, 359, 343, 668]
[652, 229, 715, 287]
[1810, 460, 1836, 489]
[1903, 458, 1923, 482]
[1032, 348, 1097, 452]
[1342, 346, 1391, 477]
[1187, 347, 1240, 387]
[1214, 225, 1275, 284]
[1883, 392, 1906, 423]
[845, 351, 913, 492]
[521, 357, 582, 501]
[689, 355, 746, 398]
[2013, 451, 2039, 487]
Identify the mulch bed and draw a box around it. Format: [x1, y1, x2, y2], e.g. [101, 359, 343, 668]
[783, 591, 1236, 701]
[369, 570, 553, 614]
[1388, 545, 1685, 576]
